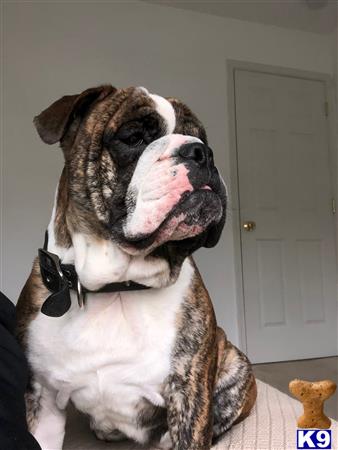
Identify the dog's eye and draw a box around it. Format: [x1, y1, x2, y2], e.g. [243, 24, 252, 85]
[122, 132, 144, 147]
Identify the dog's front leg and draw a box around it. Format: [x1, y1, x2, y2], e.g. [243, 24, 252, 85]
[164, 370, 215, 450]
[33, 386, 66, 450]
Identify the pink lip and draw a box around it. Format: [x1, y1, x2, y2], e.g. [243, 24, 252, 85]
[202, 185, 212, 190]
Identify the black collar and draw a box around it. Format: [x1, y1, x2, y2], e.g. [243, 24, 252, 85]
[39, 232, 151, 317]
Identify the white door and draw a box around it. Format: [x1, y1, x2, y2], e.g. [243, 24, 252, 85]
[235, 69, 337, 363]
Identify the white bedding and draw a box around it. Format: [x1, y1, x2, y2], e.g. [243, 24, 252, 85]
[63, 379, 337, 450]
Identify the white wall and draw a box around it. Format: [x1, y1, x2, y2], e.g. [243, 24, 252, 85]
[1, 1, 334, 347]
[335, 24, 338, 261]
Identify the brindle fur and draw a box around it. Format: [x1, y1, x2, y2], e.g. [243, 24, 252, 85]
[16, 259, 47, 348]
[16, 85, 256, 450]
[16, 260, 47, 431]
[163, 264, 256, 450]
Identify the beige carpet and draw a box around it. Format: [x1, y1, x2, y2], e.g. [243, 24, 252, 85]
[63, 379, 337, 450]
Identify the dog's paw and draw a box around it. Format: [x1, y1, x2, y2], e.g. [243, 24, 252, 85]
[93, 428, 127, 442]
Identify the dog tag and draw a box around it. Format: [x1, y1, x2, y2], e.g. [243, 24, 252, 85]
[39, 248, 72, 317]
[41, 285, 71, 317]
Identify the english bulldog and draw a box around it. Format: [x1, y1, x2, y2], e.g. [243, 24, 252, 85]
[16, 85, 256, 450]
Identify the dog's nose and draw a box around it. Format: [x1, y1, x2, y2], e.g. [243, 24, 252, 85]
[178, 143, 210, 167]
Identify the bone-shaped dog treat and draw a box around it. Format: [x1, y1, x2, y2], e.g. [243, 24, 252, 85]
[289, 379, 336, 429]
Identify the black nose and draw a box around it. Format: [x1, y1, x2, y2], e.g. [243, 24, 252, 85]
[178, 143, 210, 166]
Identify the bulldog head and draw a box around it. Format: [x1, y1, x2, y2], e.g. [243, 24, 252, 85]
[34, 85, 226, 264]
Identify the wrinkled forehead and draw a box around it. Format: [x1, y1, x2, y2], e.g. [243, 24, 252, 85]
[93, 86, 207, 142]
[138, 87, 176, 134]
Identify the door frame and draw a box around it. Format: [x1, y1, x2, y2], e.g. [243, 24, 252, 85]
[226, 60, 337, 353]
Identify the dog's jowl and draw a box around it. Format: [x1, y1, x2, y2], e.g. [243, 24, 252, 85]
[16, 85, 256, 450]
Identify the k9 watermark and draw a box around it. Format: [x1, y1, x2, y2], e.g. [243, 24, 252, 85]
[297, 429, 332, 449]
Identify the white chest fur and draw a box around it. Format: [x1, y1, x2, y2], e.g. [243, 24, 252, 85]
[28, 258, 193, 442]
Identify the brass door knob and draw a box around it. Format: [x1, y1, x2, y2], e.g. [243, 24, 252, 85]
[243, 221, 256, 232]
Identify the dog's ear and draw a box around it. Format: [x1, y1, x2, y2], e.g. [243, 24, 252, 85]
[34, 85, 115, 145]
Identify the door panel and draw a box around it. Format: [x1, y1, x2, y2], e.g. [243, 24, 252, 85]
[235, 69, 337, 363]
[296, 239, 325, 323]
[257, 239, 286, 327]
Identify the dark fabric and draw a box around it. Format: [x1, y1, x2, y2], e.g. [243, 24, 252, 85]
[0, 291, 41, 450]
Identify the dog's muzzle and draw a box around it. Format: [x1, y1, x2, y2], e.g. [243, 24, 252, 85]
[122, 134, 224, 251]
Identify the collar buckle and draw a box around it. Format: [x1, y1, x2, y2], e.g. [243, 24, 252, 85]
[39, 248, 66, 290]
